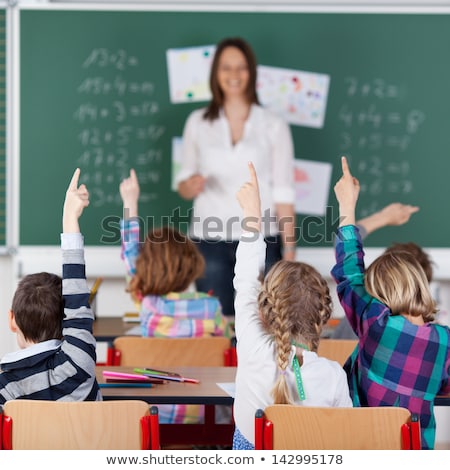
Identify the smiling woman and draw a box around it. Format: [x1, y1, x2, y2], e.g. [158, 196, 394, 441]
[175, 37, 296, 318]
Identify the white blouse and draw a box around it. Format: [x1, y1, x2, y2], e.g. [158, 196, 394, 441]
[175, 105, 295, 241]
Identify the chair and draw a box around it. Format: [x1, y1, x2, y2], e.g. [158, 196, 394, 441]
[0, 400, 160, 450]
[317, 339, 358, 366]
[255, 405, 421, 450]
[108, 336, 235, 367]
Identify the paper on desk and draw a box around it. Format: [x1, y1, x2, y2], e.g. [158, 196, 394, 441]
[217, 382, 235, 398]
[125, 325, 142, 336]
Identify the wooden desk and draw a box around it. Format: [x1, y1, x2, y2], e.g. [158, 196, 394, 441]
[96, 366, 236, 447]
[96, 366, 235, 405]
[93, 317, 140, 343]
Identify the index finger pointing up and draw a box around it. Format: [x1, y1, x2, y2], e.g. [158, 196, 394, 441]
[247, 161, 258, 187]
[341, 156, 352, 177]
[68, 168, 81, 191]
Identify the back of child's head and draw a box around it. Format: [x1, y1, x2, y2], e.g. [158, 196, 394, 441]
[129, 225, 205, 297]
[257, 260, 332, 404]
[12, 272, 63, 343]
[384, 241, 434, 283]
[365, 250, 436, 322]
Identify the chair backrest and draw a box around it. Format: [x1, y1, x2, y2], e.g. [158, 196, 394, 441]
[255, 405, 421, 450]
[0, 399, 159, 450]
[317, 339, 358, 366]
[111, 336, 232, 367]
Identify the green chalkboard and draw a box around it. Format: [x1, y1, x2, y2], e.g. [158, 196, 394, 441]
[20, 10, 450, 247]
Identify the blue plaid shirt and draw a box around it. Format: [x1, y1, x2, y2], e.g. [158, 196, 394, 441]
[331, 225, 450, 449]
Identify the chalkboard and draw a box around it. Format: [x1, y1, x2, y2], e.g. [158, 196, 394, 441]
[20, 9, 450, 247]
[0, 9, 5, 247]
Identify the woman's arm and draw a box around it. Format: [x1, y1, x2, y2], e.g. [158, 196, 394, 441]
[176, 111, 206, 200]
[275, 202, 296, 261]
[270, 116, 296, 260]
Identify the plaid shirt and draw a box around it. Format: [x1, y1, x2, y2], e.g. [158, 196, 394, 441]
[331, 225, 450, 449]
[120, 219, 226, 424]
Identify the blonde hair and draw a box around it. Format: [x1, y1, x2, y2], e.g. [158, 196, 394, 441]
[365, 250, 437, 322]
[258, 260, 332, 404]
[128, 226, 205, 298]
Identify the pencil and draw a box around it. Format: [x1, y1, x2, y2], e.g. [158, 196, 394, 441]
[89, 277, 103, 304]
[99, 383, 153, 388]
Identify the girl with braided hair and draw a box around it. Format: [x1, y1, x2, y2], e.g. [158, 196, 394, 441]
[232, 162, 352, 450]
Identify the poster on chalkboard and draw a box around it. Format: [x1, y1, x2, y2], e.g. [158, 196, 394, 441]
[257, 65, 330, 128]
[166, 45, 215, 103]
[294, 159, 333, 216]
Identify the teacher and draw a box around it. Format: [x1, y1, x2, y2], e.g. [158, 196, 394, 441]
[176, 37, 296, 318]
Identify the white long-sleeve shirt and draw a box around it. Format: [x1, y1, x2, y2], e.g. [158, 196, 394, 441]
[175, 105, 295, 241]
[233, 232, 352, 445]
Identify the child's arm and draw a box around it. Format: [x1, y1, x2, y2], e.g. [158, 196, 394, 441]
[356, 202, 419, 239]
[119, 169, 141, 276]
[331, 158, 389, 337]
[233, 162, 266, 346]
[119, 168, 139, 219]
[61, 168, 99, 400]
[333, 156, 359, 228]
[63, 167, 89, 233]
[236, 161, 261, 233]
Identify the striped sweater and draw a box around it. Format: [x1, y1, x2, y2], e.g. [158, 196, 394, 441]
[0, 233, 101, 403]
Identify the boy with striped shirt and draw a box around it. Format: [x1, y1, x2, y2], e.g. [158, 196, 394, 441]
[0, 169, 100, 403]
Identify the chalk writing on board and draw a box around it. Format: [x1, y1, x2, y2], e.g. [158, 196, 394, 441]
[74, 49, 165, 208]
[337, 76, 425, 218]
[82, 48, 139, 70]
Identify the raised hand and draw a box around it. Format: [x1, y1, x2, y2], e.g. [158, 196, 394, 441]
[377, 202, 419, 227]
[119, 169, 140, 218]
[63, 168, 89, 233]
[236, 162, 261, 232]
[334, 156, 359, 226]
[356, 202, 420, 237]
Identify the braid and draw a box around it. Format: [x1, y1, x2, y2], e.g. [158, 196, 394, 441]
[259, 285, 292, 404]
[258, 259, 333, 403]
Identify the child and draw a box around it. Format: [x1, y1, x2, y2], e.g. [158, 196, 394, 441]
[0, 168, 101, 403]
[119, 168, 228, 424]
[232, 162, 352, 450]
[331, 156, 450, 449]
[333, 240, 431, 340]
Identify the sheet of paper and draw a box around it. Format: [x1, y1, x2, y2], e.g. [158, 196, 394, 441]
[171, 136, 183, 191]
[294, 159, 333, 215]
[166, 45, 215, 103]
[257, 65, 330, 128]
[217, 382, 236, 398]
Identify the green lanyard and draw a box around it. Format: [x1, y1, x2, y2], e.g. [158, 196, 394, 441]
[291, 341, 308, 401]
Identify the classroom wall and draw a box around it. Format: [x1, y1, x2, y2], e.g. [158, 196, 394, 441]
[1, 0, 449, 448]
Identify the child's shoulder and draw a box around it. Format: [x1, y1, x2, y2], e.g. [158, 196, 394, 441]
[303, 351, 348, 375]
